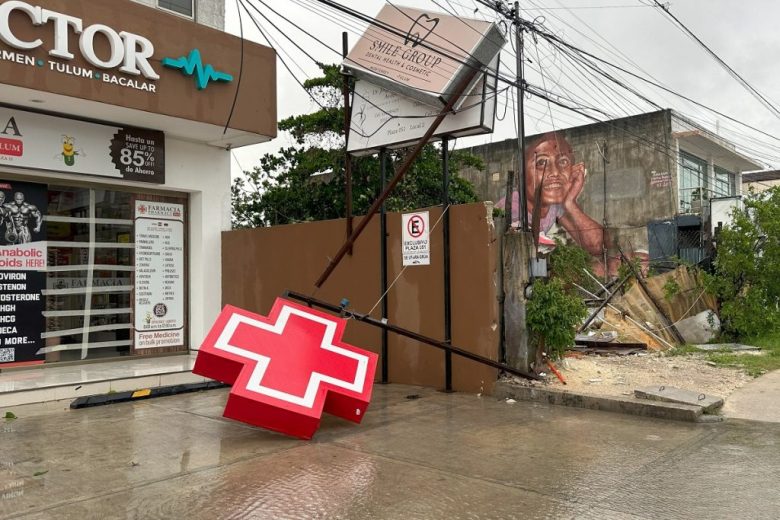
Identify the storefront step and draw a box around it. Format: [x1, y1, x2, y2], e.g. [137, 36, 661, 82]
[0, 354, 210, 408]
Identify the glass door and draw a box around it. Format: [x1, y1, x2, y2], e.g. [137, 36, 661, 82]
[40, 186, 187, 362]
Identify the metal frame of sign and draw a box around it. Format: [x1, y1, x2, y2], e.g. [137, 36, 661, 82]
[348, 54, 500, 155]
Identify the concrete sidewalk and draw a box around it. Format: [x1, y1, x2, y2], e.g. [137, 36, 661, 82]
[722, 369, 780, 422]
[2, 384, 779, 519]
[496, 368, 780, 424]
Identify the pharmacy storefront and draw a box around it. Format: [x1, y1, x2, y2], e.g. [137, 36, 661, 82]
[0, 0, 276, 366]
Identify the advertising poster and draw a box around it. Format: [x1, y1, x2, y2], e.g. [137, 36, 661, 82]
[134, 201, 184, 349]
[0, 107, 165, 183]
[0, 180, 47, 365]
[402, 211, 431, 266]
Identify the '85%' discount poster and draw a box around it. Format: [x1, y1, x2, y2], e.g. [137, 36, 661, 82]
[0, 180, 47, 365]
[134, 201, 184, 349]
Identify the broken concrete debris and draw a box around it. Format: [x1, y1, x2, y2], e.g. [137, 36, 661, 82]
[634, 385, 724, 414]
[579, 266, 719, 351]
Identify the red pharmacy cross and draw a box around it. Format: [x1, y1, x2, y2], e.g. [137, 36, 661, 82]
[194, 298, 378, 439]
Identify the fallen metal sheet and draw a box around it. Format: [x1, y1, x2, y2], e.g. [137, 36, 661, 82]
[575, 333, 617, 344]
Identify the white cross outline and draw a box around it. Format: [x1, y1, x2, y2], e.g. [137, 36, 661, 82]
[213, 305, 370, 409]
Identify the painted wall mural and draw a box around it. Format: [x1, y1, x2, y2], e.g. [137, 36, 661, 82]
[497, 131, 649, 277]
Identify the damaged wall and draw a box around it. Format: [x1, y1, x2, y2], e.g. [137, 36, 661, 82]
[221, 202, 501, 394]
[600, 266, 718, 349]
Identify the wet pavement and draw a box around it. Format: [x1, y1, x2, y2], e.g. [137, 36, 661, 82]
[1, 384, 778, 519]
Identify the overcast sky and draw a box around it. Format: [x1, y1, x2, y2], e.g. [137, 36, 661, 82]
[226, 0, 780, 178]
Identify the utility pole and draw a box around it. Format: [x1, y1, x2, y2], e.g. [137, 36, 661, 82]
[514, 1, 528, 231]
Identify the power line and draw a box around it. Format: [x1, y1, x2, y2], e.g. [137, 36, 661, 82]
[239, 0, 776, 177]
[651, 0, 780, 121]
[528, 23, 780, 144]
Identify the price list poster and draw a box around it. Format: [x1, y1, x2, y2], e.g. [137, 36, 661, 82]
[134, 201, 184, 349]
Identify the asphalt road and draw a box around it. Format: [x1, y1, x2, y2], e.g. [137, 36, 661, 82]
[1, 384, 778, 519]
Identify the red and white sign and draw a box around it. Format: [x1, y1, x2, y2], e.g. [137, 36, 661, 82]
[193, 299, 379, 440]
[0, 137, 23, 157]
[402, 211, 430, 266]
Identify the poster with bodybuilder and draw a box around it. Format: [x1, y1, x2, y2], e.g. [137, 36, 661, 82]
[0, 179, 47, 365]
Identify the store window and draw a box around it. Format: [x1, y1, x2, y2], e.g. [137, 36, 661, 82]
[158, 0, 194, 18]
[0, 180, 188, 365]
[679, 151, 709, 214]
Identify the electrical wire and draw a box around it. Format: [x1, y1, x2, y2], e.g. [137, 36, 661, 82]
[240, 0, 774, 187]
[652, 0, 780, 121]
[223, 0, 246, 136]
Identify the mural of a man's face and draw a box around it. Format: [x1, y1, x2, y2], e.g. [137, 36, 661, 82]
[0, 191, 4, 205]
[525, 134, 575, 206]
[13, 192, 24, 205]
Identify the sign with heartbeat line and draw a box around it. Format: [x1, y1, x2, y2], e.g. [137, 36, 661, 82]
[162, 49, 234, 90]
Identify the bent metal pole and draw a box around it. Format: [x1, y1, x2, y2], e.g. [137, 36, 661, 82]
[285, 291, 540, 381]
[314, 69, 479, 289]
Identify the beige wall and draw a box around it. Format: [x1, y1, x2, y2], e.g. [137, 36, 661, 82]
[745, 180, 780, 193]
[222, 203, 500, 394]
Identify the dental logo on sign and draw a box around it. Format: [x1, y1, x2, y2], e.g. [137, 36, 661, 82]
[0, 0, 231, 93]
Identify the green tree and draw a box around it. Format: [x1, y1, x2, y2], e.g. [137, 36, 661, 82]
[232, 64, 481, 228]
[709, 187, 780, 338]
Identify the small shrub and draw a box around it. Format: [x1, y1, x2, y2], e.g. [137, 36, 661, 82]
[662, 278, 681, 301]
[548, 239, 599, 294]
[526, 278, 587, 361]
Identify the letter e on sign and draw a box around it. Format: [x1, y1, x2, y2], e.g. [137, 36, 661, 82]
[407, 214, 425, 238]
[402, 211, 430, 266]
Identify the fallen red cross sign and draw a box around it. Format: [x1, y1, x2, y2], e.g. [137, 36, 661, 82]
[193, 298, 378, 439]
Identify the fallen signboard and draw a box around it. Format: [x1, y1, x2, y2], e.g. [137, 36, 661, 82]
[193, 299, 379, 440]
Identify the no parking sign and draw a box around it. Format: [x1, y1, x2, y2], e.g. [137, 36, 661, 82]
[402, 211, 430, 266]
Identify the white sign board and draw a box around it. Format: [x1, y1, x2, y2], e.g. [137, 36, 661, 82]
[0, 107, 165, 183]
[348, 56, 499, 155]
[402, 211, 430, 266]
[344, 4, 505, 109]
[134, 201, 185, 349]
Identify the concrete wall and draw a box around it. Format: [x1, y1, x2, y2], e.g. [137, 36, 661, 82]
[221, 203, 501, 394]
[459, 110, 676, 274]
[132, 0, 225, 30]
